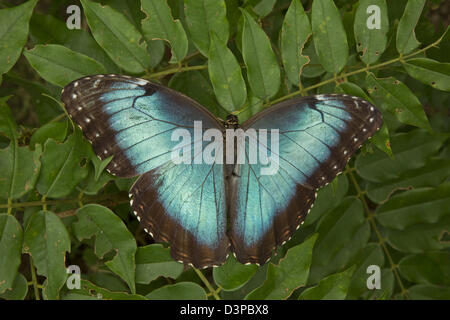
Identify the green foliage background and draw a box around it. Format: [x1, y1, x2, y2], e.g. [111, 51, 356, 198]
[0, 0, 449, 300]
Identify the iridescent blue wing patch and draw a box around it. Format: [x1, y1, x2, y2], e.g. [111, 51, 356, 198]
[228, 94, 382, 265]
[62, 75, 229, 267]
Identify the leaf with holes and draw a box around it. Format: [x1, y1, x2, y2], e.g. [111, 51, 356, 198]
[141, 0, 188, 63]
[29, 120, 68, 148]
[354, 0, 388, 65]
[396, 0, 425, 55]
[23, 210, 71, 299]
[73, 204, 137, 293]
[367, 157, 450, 203]
[366, 73, 431, 130]
[240, 9, 280, 100]
[280, 0, 311, 85]
[402, 58, 450, 92]
[376, 184, 450, 253]
[36, 130, 90, 198]
[81, 0, 150, 73]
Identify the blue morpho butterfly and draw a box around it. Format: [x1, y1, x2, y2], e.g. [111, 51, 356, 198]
[61, 74, 382, 268]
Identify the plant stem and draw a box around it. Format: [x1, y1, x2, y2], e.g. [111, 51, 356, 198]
[264, 32, 446, 107]
[193, 268, 221, 300]
[29, 255, 40, 300]
[146, 64, 208, 80]
[346, 168, 409, 299]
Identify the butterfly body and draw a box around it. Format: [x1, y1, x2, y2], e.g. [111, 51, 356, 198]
[62, 74, 382, 268]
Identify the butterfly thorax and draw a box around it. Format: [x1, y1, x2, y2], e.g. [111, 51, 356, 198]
[224, 114, 239, 129]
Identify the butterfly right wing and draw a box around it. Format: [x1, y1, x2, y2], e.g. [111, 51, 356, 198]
[62, 75, 229, 267]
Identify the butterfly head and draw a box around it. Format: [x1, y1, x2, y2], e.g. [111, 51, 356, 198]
[225, 114, 239, 129]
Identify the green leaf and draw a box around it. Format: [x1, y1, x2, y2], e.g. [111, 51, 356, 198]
[0, 214, 23, 294]
[63, 279, 146, 300]
[280, 0, 311, 85]
[208, 33, 247, 112]
[376, 184, 450, 253]
[355, 129, 447, 183]
[366, 73, 430, 130]
[0, 273, 28, 300]
[367, 157, 450, 203]
[213, 254, 258, 291]
[399, 251, 450, 286]
[304, 174, 348, 226]
[87, 146, 112, 181]
[408, 284, 450, 300]
[81, 0, 150, 73]
[252, 0, 277, 18]
[403, 58, 450, 92]
[135, 244, 184, 284]
[376, 184, 450, 230]
[0, 100, 42, 200]
[0, 0, 37, 75]
[169, 69, 227, 119]
[36, 130, 90, 198]
[29, 13, 120, 73]
[396, 0, 425, 55]
[141, 0, 188, 63]
[73, 204, 137, 293]
[299, 266, 356, 300]
[240, 9, 280, 99]
[335, 81, 392, 156]
[309, 197, 370, 284]
[76, 166, 114, 196]
[184, 0, 229, 57]
[354, 0, 388, 65]
[346, 243, 385, 299]
[29, 120, 68, 147]
[23, 210, 71, 299]
[2, 73, 62, 124]
[301, 42, 325, 78]
[146, 282, 207, 300]
[24, 44, 106, 87]
[245, 234, 317, 300]
[311, 0, 349, 73]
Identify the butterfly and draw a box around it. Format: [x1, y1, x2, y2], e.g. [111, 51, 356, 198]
[61, 74, 382, 268]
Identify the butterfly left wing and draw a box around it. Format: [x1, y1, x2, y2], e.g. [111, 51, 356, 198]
[62, 75, 229, 268]
[228, 94, 382, 265]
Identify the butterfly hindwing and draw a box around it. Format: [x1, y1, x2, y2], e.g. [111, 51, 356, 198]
[62, 75, 229, 267]
[229, 94, 382, 264]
